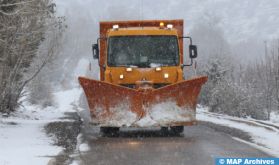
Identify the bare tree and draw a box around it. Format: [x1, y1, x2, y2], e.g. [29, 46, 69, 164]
[275, 39, 279, 112]
[0, 0, 64, 113]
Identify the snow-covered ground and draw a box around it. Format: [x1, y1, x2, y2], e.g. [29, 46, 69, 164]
[0, 88, 83, 165]
[0, 57, 87, 165]
[197, 106, 279, 157]
[0, 106, 61, 165]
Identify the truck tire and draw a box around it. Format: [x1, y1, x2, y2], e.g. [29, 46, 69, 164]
[170, 126, 184, 134]
[100, 127, 119, 136]
[160, 127, 169, 135]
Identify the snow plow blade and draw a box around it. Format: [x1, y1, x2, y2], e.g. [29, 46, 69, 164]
[78, 76, 207, 127]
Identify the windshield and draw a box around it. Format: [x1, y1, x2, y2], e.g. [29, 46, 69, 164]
[107, 36, 179, 67]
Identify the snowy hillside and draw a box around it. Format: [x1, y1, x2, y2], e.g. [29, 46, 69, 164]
[53, 0, 279, 64]
[55, 0, 279, 43]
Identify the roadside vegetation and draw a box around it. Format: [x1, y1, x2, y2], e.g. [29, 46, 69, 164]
[0, 0, 65, 114]
[194, 15, 279, 120]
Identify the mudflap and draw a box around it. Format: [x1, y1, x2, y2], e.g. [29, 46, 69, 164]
[78, 76, 207, 127]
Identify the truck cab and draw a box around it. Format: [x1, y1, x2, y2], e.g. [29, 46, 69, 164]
[79, 20, 207, 135]
[93, 20, 197, 87]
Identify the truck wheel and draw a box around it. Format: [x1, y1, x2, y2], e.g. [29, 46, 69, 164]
[160, 127, 168, 135]
[100, 127, 119, 136]
[170, 126, 184, 134]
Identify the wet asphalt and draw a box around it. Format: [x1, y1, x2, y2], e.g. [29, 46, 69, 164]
[75, 122, 271, 165]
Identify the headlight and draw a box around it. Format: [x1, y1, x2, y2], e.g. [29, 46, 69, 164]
[164, 73, 169, 79]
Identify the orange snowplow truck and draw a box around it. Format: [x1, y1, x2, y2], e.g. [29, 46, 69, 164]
[79, 20, 207, 134]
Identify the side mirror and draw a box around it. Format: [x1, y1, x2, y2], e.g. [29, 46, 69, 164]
[92, 44, 99, 59]
[189, 45, 198, 59]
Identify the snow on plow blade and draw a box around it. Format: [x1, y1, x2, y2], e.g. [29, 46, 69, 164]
[78, 76, 207, 127]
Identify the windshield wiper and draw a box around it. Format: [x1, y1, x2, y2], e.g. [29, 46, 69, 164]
[115, 64, 138, 68]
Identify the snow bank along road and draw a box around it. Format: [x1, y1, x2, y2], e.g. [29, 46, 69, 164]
[70, 120, 272, 165]
[0, 88, 83, 165]
[197, 108, 279, 156]
[1, 85, 276, 165]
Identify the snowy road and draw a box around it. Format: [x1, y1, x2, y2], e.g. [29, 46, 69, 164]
[72, 123, 271, 165]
